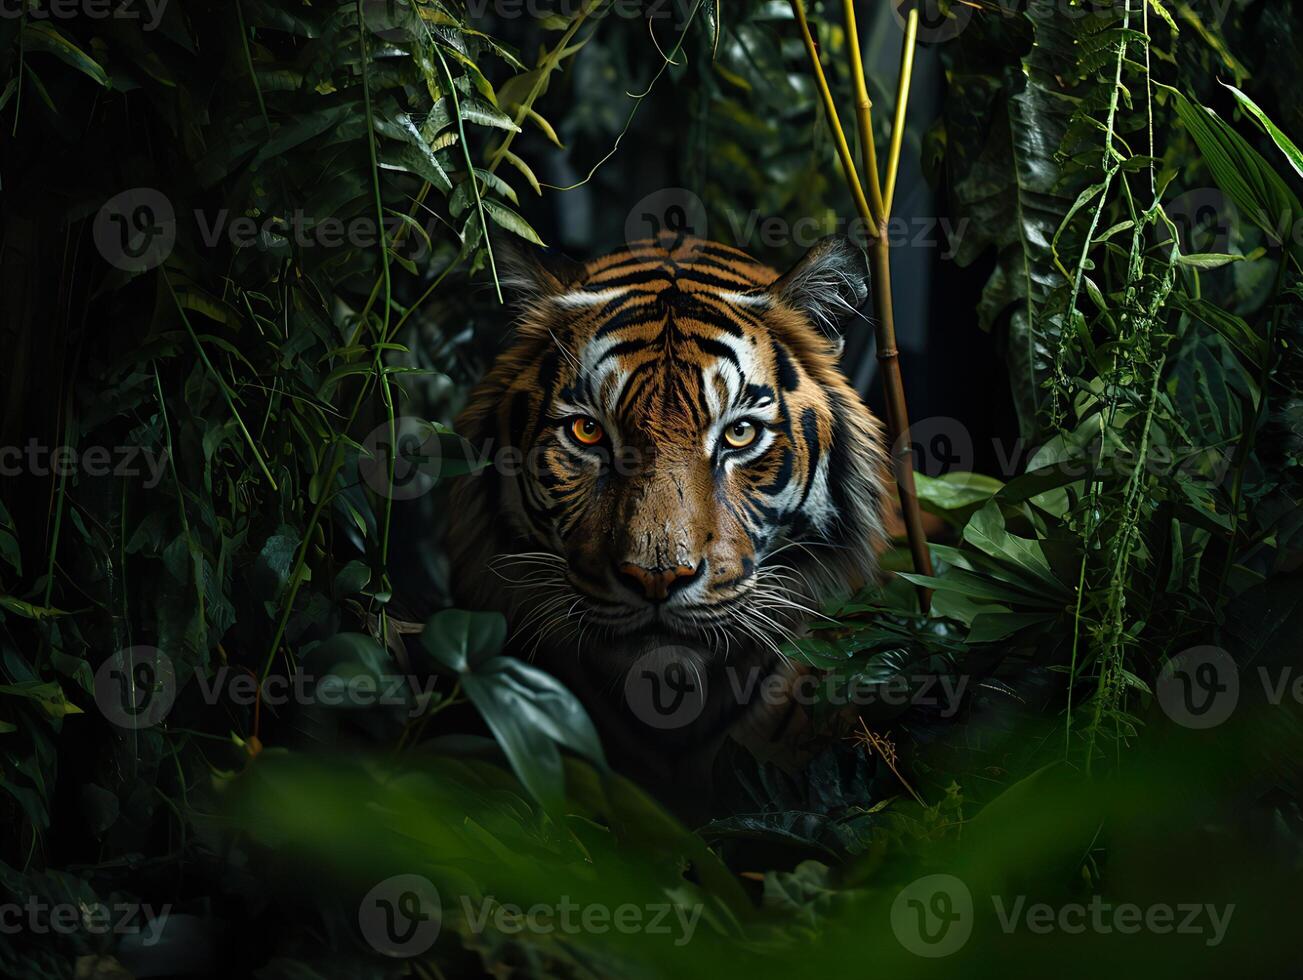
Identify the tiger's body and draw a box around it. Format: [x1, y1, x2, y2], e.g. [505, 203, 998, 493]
[447, 232, 888, 816]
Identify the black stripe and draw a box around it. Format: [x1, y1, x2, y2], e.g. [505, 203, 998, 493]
[670, 294, 747, 336]
[795, 407, 822, 510]
[680, 254, 764, 283]
[587, 269, 673, 290]
[592, 301, 664, 340]
[691, 335, 740, 367]
[760, 447, 794, 496]
[773, 341, 799, 392]
[596, 338, 651, 365]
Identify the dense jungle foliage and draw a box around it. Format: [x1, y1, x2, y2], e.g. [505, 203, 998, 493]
[1, 0, 1302, 977]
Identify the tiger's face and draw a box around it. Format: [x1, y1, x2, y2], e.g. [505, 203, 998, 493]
[450, 234, 886, 664]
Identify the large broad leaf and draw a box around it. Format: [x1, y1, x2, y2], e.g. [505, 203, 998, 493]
[421, 609, 506, 673]
[459, 660, 605, 814]
[1165, 85, 1302, 268]
[962, 501, 1065, 595]
[944, 1, 1092, 440]
[913, 471, 1003, 517]
[421, 610, 605, 811]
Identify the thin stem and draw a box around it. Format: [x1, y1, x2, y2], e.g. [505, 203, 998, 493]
[884, 7, 919, 216]
[260, 378, 373, 682]
[487, 0, 602, 176]
[791, 0, 933, 611]
[356, 0, 392, 341]
[789, 0, 876, 231]
[842, 0, 885, 227]
[434, 45, 501, 303]
[235, 0, 270, 134]
[164, 273, 278, 490]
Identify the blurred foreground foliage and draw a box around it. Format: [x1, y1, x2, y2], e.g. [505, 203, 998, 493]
[1, 1, 1301, 977]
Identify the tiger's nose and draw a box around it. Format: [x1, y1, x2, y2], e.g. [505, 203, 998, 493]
[615, 562, 701, 602]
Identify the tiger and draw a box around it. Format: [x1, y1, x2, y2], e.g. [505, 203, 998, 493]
[447, 231, 888, 818]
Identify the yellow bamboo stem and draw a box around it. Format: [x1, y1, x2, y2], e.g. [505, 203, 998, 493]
[884, 8, 919, 216]
[842, 0, 886, 229]
[788, 0, 876, 233]
[791, 0, 934, 613]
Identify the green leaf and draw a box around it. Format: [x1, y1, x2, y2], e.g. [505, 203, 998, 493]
[430, 94, 520, 134]
[1222, 83, 1303, 179]
[461, 657, 606, 813]
[962, 502, 1064, 594]
[481, 199, 543, 244]
[421, 609, 506, 673]
[1177, 252, 1250, 269]
[897, 571, 1063, 609]
[421, 610, 605, 812]
[0, 596, 68, 621]
[967, 611, 1057, 643]
[947, 0, 1089, 439]
[1165, 85, 1302, 264]
[1170, 291, 1267, 372]
[21, 22, 109, 88]
[332, 560, 371, 598]
[0, 499, 18, 575]
[374, 112, 453, 191]
[913, 472, 1003, 512]
[0, 681, 83, 719]
[500, 149, 541, 195]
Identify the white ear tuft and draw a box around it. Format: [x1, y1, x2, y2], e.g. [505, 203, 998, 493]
[768, 236, 871, 337]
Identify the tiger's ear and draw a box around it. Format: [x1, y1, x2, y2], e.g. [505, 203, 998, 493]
[768, 235, 870, 338]
[493, 236, 587, 303]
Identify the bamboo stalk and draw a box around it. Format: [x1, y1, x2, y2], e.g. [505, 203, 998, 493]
[789, 0, 877, 233]
[872, 6, 933, 611]
[870, 229, 934, 613]
[884, 9, 919, 215]
[792, 0, 935, 613]
[842, 0, 886, 227]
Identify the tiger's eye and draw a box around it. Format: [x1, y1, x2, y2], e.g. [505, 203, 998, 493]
[570, 416, 604, 446]
[723, 420, 758, 449]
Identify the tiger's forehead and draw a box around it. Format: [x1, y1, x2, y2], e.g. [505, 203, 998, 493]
[581, 236, 774, 287]
[546, 237, 801, 432]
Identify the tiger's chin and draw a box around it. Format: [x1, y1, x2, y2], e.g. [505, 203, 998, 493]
[517, 582, 801, 675]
